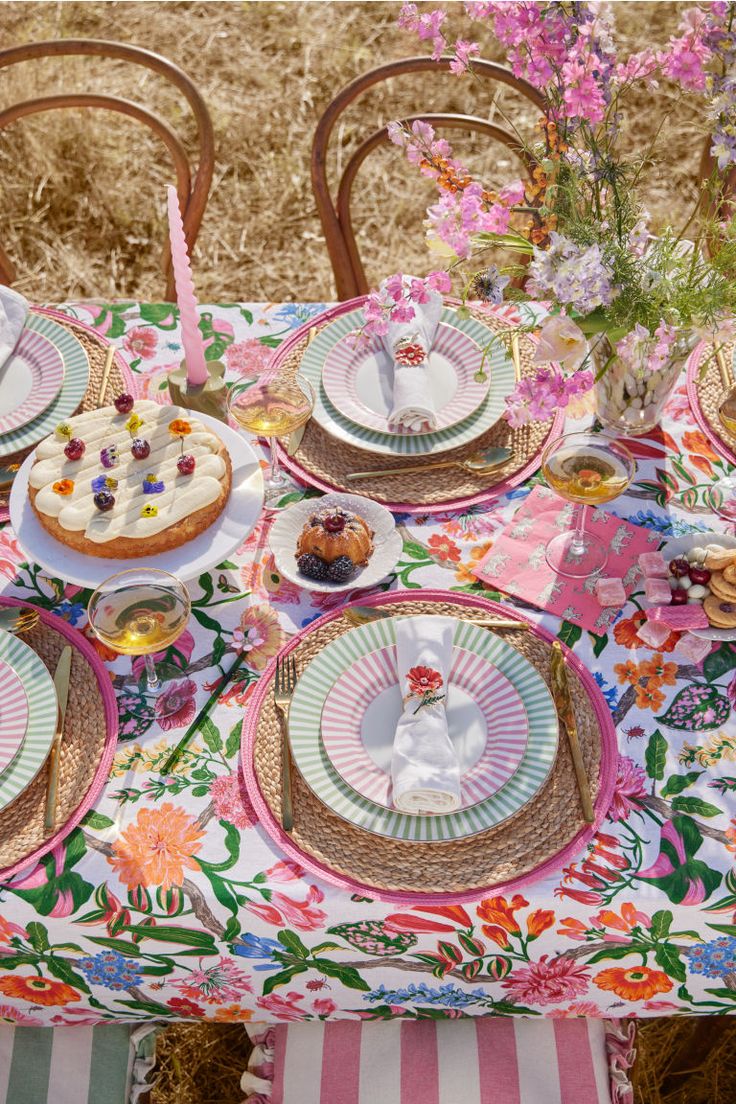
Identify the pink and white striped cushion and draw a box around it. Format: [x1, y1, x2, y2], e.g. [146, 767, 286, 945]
[243, 1018, 631, 1104]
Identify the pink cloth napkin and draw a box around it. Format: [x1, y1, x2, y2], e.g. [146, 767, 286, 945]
[472, 486, 660, 635]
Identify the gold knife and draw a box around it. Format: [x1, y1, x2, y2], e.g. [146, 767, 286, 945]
[343, 605, 529, 630]
[550, 641, 594, 823]
[44, 646, 72, 832]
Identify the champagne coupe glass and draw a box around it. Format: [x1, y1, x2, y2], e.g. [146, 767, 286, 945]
[228, 373, 315, 509]
[88, 568, 191, 695]
[540, 431, 636, 578]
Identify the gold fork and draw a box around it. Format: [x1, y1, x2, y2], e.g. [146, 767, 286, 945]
[273, 652, 297, 833]
[0, 607, 40, 635]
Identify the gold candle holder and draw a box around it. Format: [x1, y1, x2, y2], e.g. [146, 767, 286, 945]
[167, 359, 228, 422]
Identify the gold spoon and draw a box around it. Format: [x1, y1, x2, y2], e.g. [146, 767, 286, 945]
[346, 445, 512, 481]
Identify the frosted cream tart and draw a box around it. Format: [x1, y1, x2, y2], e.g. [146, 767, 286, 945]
[28, 398, 232, 559]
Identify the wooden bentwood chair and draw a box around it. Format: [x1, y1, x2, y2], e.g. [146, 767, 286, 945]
[0, 39, 215, 299]
[311, 56, 546, 299]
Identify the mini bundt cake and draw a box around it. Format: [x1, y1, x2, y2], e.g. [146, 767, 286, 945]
[296, 506, 374, 565]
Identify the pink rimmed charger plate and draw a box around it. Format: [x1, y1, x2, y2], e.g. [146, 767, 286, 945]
[0, 657, 29, 776]
[273, 298, 566, 514]
[686, 339, 736, 463]
[240, 588, 618, 905]
[321, 644, 529, 810]
[321, 322, 489, 436]
[0, 330, 65, 436]
[0, 598, 119, 882]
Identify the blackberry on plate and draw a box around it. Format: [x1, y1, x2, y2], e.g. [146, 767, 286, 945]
[326, 555, 356, 583]
[297, 554, 328, 581]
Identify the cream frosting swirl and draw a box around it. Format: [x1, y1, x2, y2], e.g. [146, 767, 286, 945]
[29, 400, 228, 544]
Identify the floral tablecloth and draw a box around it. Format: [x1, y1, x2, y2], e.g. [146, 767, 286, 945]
[0, 300, 735, 1027]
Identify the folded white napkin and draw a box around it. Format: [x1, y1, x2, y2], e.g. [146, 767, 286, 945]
[383, 277, 442, 432]
[0, 286, 29, 372]
[390, 615, 462, 814]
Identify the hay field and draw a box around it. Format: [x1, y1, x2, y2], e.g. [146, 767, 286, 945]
[0, 2, 707, 303]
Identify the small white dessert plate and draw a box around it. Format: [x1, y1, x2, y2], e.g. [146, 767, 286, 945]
[268, 492, 402, 593]
[661, 532, 736, 640]
[9, 412, 264, 588]
[321, 322, 489, 436]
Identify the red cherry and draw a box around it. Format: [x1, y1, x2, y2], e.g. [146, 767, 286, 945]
[177, 454, 196, 475]
[688, 567, 711, 586]
[64, 438, 85, 461]
[671, 589, 689, 605]
[669, 558, 690, 578]
[114, 393, 134, 414]
[131, 438, 150, 460]
[323, 514, 346, 534]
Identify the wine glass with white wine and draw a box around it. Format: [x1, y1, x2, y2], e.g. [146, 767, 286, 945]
[541, 431, 636, 578]
[88, 568, 191, 695]
[228, 373, 315, 508]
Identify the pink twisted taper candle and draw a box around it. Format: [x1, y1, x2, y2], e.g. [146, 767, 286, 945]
[166, 185, 208, 386]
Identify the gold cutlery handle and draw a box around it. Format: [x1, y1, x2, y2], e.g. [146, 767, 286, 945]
[715, 344, 733, 391]
[277, 708, 294, 833]
[347, 460, 456, 480]
[511, 332, 521, 383]
[43, 738, 61, 832]
[97, 345, 116, 407]
[568, 733, 594, 823]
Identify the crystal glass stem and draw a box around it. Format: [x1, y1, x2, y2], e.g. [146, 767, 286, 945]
[144, 654, 161, 693]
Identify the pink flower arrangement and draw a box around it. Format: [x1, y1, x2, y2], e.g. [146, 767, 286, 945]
[389, 2, 736, 423]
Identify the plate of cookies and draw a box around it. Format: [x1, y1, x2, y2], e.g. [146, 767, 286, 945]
[9, 397, 264, 588]
[268, 492, 403, 593]
[659, 533, 736, 640]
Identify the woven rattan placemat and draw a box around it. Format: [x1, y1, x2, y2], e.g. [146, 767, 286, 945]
[1, 310, 131, 471]
[0, 613, 110, 874]
[248, 597, 604, 897]
[277, 308, 557, 508]
[688, 340, 736, 461]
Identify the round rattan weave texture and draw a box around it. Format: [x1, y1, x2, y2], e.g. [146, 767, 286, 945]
[0, 310, 131, 470]
[688, 340, 736, 461]
[276, 308, 556, 508]
[0, 615, 110, 874]
[249, 597, 603, 897]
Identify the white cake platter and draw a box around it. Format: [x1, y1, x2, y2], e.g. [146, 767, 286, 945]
[9, 411, 264, 588]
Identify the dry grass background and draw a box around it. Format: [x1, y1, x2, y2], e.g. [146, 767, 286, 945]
[0, 0, 710, 304]
[2, 4, 733, 1102]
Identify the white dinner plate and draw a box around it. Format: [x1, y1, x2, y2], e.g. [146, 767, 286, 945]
[10, 412, 264, 587]
[321, 644, 530, 811]
[321, 322, 490, 436]
[268, 492, 403, 592]
[661, 532, 736, 641]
